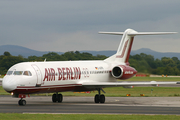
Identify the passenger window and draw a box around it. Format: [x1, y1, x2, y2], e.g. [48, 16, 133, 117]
[23, 71, 32, 76]
[13, 71, 23, 75]
[6, 71, 13, 75]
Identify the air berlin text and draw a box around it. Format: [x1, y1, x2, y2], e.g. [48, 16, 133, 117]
[43, 67, 81, 81]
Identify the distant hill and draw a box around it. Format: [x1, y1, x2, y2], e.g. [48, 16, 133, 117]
[80, 50, 116, 57]
[0, 45, 180, 59]
[82, 48, 180, 59]
[131, 48, 180, 59]
[0, 45, 63, 58]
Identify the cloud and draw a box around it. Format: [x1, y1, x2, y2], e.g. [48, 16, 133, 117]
[0, 0, 179, 52]
[26, 31, 120, 52]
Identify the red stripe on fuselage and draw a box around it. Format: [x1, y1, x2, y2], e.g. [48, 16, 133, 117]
[10, 84, 95, 94]
[16, 84, 82, 89]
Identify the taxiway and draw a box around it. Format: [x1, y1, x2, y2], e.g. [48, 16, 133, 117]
[0, 96, 180, 114]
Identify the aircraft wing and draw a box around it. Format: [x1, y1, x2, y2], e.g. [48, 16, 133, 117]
[81, 81, 178, 88]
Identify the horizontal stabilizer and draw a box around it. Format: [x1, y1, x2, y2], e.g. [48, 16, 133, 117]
[99, 31, 177, 36]
[128, 32, 177, 36]
[99, 32, 124, 35]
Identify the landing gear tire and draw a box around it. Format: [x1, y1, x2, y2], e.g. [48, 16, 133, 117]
[95, 94, 100, 103]
[52, 93, 63, 103]
[18, 99, 26, 106]
[57, 94, 63, 103]
[100, 94, 105, 103]
[52, 94, 57, 102]
[94, 94, 105, 103]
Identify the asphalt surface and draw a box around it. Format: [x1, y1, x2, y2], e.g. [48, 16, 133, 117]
[1, 96, 180, 115]
[1, 81, 180, 114]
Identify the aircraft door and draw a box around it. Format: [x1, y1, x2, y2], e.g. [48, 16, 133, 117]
[32, 64, 42, 87]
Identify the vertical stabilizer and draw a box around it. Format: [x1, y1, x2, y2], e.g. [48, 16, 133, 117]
[115, 29, 136, 64]
[99, 29, 177, 64]
[99, 29, 136, 64]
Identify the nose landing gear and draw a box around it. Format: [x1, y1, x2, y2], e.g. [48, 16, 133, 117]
[17, 94, 27, 106]
[18, 98, 26, 106]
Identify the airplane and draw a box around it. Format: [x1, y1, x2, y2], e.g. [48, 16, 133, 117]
[1, 28, 178, 106]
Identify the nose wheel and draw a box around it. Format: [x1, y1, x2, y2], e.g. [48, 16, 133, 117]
[18, 99, 26, 106]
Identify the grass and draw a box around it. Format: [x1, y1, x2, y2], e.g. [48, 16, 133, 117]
[0, 86, 9, 95]
[127, 76, 180, 81]
[0, 113, 180, 120]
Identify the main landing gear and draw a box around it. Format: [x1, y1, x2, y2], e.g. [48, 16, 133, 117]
[52, 93, 63, 103]
[94, 88, 105, 103]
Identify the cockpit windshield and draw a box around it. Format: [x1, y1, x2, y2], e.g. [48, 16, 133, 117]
[6, 71, 13, 75]
[23, 71, 32, 76]
[6, 70, 32, 76]
[13, 71, 23, 75]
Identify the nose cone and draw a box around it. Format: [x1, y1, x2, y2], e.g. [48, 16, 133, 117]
[2, 76, 17, 92]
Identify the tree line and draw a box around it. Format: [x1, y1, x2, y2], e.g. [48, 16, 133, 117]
[129, 53, 180, 75]
[0, 51, 107, 75]
[0, 51, 180, 75]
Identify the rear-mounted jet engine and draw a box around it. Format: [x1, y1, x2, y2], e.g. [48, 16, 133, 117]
[111, 65, 137, 80]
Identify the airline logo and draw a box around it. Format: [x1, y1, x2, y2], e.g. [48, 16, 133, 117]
[124, 71, 134, 74]
[43, 67, 81, 81]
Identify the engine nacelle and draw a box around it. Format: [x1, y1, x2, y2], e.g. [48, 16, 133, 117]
[111, 65, 137, 80]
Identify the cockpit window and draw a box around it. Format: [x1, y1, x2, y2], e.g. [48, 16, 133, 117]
[13, 71, 23, 75]
[6, 71, 13, 75]
[6, 70, 32, 76]
[23, 71, 32, 76]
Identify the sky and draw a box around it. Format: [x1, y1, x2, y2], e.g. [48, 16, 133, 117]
[0, 0, 180, 53]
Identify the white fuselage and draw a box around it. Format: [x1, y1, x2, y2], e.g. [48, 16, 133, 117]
[2, 60, 119, 94]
